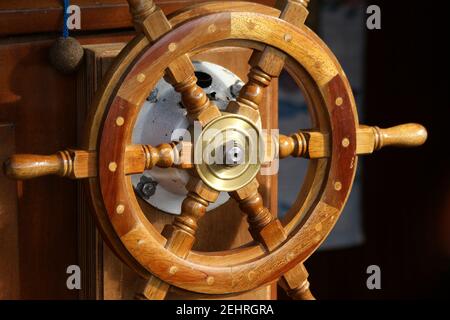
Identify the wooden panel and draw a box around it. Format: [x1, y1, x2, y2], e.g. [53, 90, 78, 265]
[0, 123, 20, 299]
[0, 37, 78, 299]
[0, 0, 276, 37]
[79, 44, 278, 300]
[0, 32, 132, 299]
[77, 43, 127, 299]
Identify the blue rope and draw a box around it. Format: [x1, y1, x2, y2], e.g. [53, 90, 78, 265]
[62, 0, 70, 38]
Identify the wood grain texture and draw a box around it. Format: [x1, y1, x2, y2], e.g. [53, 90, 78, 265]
[0, 29, 133, 299]
[230, 179, 274, 241]
[0, 1, 276, 37]
[277, 124, 427, 159]
[141, 178, 219, 300]
[231, 179, 315, 299]
[226, 0, 309, 123]
[0, 36, 76, 300]
[77, 44, 125, 300]
[0, 124, 20, 299]
[3, 143, 185, 180]
[4, 151, 75, 180]
[279, 263, 314, 300]
[127, 0, 222, 127]
[127, 0, 156, 28]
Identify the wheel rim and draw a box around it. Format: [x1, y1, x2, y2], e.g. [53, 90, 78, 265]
[87, 9, 357, 295]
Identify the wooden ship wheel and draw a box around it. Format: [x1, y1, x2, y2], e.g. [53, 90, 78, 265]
[3, 0, 427, 300]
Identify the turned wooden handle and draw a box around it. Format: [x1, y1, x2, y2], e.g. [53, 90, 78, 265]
[3, 152, 72, 180]
[127, 0, 156, 25]
[4, 143, 189, 180]
[279, 123, 428, 159]
[372, 123, 427, 150]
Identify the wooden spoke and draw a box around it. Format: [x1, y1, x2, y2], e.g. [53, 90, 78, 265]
[229, 179, 274, 243]
[230, 179, 315, 300]
[164, 66, 222, 126]
[3, 142, 193, 180]
[127, 0, 157, 30]
[226, 0, 310, 122]
[279, 130, 330, 159]
[127, 0, 221, 127]
[278, 123, 427, 160]
[279, 263, 315, 300]
[138, 177, 220, 300]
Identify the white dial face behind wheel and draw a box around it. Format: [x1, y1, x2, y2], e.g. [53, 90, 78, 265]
[131, 61, 246, 215]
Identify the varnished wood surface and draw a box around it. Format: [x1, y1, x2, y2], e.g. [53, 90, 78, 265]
[0, 32, 132, 299]
[0, 124, 20, 299]
[141, 179, 220, 300]
[3, 143, 184, 180]
[127, 0, 222, 131]
[277, 124, 427, 159]
[76, 44, 125, 300]
[0, 36, 76, 299]
[0, 0, 276, 37]
[226, 0, 309, 123]
[230, 179, 315, 299]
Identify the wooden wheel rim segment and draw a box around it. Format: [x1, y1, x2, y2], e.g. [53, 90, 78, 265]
[89, 6, 358, 294]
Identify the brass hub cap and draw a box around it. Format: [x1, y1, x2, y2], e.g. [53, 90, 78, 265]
[194, 113, 262, 191]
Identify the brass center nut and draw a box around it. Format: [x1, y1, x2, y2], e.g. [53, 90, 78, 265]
[194, 113, 262, 191]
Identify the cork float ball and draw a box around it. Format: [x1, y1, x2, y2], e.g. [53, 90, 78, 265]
[49, 36, 84, 74]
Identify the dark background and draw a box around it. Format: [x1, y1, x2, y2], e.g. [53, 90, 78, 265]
[295, 0, 450, 299]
